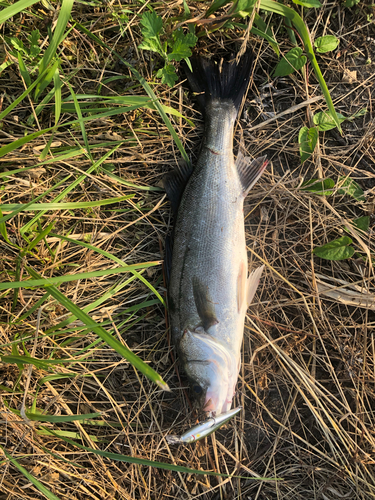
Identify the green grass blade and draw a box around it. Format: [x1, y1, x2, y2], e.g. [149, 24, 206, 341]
[35, 59, 59, 100]
[1, 355, 89, 369]
[37, 429, 99, 441]
[0, 175, 70, 225]
[26, 267, 169, 390]
[20, 145, 120, 233]
[0, 445, 61, 500]
[0, 103, 152, 159]
[53, 67, 62, 124]
[0, 0, 40, 24]
[0, 150, 86, 179]
[0, 208, 10, 244]
[1, 194, 134, 212]
[0, 64, 54, 122]
[0, 261, 160, 290]
[17, 51, 31, 86]
[49, 233, 165, 305]
[74, 22, 190, 165]
[8, 405, 101, 422]
[44, 430, 276, 480]
[38, 0, 74, 75]
[66, 81, 92, 160]
[260, 0, 342, 132]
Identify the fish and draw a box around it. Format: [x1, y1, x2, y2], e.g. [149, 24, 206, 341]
[165, 407, 242, 444]
[164, 50, 267, 417]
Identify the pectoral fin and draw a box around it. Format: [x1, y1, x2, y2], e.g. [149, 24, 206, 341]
[236, 153, 268, 197]
[237, 261, 246, 313]
[246, 265, 264, 306]
[192, 277, 219, 331]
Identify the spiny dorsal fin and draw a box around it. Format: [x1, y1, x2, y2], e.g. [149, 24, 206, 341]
[247, 265, 264, 306]
[192, 276, 219, 331]
[236, 153, 268, 197]
[163, 160, 193, 214]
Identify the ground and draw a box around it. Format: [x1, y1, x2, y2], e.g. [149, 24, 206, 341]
[0, 1, 375, 499]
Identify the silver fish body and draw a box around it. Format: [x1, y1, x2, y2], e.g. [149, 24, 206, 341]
[165, 52, 266, 416]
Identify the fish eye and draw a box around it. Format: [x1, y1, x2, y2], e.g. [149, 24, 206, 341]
[193, 384, 203, 394]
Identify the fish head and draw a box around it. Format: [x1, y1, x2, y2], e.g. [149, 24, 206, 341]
[179, 328, 238, 416]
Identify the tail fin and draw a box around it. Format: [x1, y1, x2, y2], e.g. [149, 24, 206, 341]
[184, 49, 253, 113]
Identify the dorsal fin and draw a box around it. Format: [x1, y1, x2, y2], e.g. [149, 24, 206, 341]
[163, 160, 193, 214]
[236, 154, 268, 197]
[192, 276, 219, 331]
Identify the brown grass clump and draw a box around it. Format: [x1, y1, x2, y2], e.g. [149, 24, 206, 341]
[0, 1, 375, 499]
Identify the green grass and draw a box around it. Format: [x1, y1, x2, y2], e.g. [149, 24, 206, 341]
[0, 0, 373, 498]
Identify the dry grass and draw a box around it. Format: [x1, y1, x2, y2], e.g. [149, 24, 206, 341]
[0, 1, 375, 499]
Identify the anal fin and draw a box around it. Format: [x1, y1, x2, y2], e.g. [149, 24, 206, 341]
[247, 265, 264, 306]
[236, 153, 268, 197]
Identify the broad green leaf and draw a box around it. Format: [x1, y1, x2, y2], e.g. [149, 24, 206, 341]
[313, 111, 346, 131]
[156, 64, 179, 87]
[314, 35, 339, 53]
[352, 216, 370, 232]
[26, 267, 169, 391]
[313, 236, 355, 260]
[300, 178, 335, 195]
[293, 0, 322, 6]
[140, 11, 163, 39]
[299, 126, 318, 162]
[233, 0, 257, 17]
[28, 29, 41, 57]
[337, 176, 365, 201]
[167, 29, 197, 62]
[0, 446, 61, 500]
[260, 0, 342, 132]
[314, 108, 366, 132]
[273, 47, 307, 77]
[345, 0, 360, 6]
[138, 38, 162, 54]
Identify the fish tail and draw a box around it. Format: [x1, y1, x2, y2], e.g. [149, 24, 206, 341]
[184, 49, 253, 114]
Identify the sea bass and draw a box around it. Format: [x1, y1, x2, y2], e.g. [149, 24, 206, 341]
[164, 50, 267, 417]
